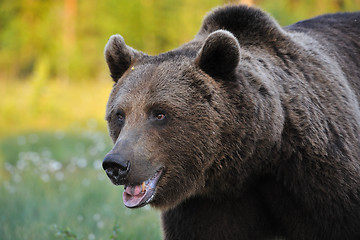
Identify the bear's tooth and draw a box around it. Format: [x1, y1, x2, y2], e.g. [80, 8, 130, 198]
[141, 182, 146, 192]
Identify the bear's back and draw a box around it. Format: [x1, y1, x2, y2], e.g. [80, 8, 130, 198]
[287, 12, 360, 33]
[287, 12, 360, 100]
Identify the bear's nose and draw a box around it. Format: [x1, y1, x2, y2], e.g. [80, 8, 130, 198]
[103, 153, 130, 185]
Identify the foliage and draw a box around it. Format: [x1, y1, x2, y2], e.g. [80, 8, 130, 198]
[261, 0, 360, 25]
[0, 0, 222, 82]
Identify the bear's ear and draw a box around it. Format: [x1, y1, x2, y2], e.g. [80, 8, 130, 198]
[104, 34, 142, 82]
[195, 30, 240, 79]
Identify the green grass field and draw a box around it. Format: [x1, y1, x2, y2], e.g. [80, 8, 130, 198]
[0, 131, 162, 240]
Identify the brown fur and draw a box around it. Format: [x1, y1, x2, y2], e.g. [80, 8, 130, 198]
[103, 5, 360, 240]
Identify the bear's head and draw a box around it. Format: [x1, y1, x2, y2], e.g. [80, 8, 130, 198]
[103, 24, 284, 210]
[102, 30, 244, 209]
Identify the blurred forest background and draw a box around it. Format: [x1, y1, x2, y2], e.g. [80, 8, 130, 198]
[1, 0, 359, 239]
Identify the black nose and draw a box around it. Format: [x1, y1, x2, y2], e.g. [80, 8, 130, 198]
[103, 153, 130, 185]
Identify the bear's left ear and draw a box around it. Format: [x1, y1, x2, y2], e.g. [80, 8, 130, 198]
[104, 34, 143, 82]
[195, 30, 240, 79]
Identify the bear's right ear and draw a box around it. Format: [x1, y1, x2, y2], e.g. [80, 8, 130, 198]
[104, 34, 142, 82]
[195, 30, 240, 80]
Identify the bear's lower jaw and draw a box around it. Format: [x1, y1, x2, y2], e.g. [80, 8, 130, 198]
[122, 168, 163, 208]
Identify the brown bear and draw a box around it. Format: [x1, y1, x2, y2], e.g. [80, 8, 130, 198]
[102, 5, 360, 240]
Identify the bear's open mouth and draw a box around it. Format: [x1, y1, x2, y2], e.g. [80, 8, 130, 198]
[122, 168, 163, 208]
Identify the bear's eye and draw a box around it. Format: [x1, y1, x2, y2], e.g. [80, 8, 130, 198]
[155, 113, 166, 121]
[116, 110, 125, 125]
[150, 110, 167, 123]
[117, 114, 124, 121]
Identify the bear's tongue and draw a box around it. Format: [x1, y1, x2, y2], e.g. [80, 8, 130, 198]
[122, 169, 163, 208]
[123, 183, 147, 208]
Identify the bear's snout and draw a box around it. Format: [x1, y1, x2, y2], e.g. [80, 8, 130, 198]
[103, 153, 130, 185]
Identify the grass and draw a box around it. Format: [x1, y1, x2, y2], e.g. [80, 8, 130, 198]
[0, 79, 112, 136]
[0, 131, 162, 240]
[0, 77, 162, 239]
[0, 78, 162, 239]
